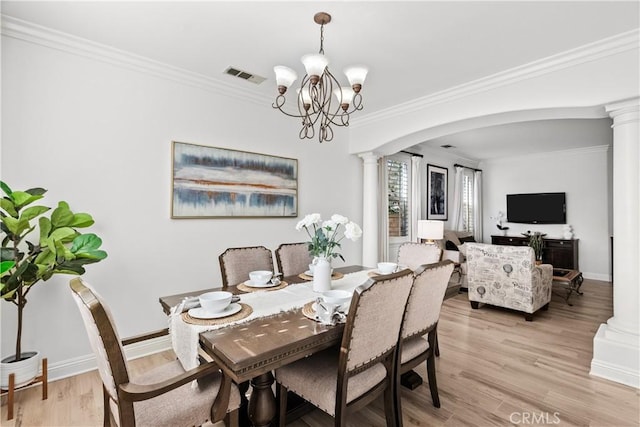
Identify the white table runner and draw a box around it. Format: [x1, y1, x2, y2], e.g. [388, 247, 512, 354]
[170, 269, 373, 371]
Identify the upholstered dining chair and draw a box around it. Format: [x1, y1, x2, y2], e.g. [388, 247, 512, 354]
[69, 278, 241, 427]
[397, 243, 443, 271]
[275, 242, 313, 277]
[274, 269, 414, 427]
[218, 245, 274, 287]
[395, 260, 454, 424]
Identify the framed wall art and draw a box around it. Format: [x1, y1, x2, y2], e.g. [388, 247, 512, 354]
[171, 141, 298, 218]
[426, 164, 448, 220]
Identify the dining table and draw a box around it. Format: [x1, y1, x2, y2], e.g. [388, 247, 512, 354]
[158, 265, 371, 427]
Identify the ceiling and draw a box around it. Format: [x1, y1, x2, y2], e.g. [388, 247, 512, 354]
[2, 1, 638, 159]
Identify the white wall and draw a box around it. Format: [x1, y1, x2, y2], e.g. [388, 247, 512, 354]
[480, 145, 612, 280]
[1, 36, 363, 371]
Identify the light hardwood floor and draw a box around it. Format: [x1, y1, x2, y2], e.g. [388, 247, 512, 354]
[2, 279, 638, 426]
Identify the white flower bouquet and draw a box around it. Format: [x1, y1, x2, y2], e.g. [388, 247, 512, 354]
[296, 213, 362, 261]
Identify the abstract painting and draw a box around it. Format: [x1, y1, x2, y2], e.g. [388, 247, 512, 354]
[172, 141, 298, 218]
[427, 164, 448, 220]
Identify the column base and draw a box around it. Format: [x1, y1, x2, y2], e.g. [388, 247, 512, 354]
[590, 323, 640, 388]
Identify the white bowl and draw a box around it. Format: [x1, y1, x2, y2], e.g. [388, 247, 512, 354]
[199, 291, 232, 313]
[249, 270, 273, 286]
[377, 262, 398, 274]
[322, 290, 352, 306]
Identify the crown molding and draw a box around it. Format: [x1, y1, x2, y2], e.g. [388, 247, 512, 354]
[0, 15, 272, 107]
[354, 28, 640, 128]
[481, 144, 611, 164]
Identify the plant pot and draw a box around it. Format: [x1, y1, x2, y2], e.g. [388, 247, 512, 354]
[0, 351, 41, 389]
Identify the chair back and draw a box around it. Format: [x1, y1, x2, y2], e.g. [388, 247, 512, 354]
[397, 243, 442, 271]
[69, 278, 129, 405]
[219, 246, 274, 287]
[401, 260, 454, 340]
[275, 242, 312, 277]
[340, 269, 414, 373]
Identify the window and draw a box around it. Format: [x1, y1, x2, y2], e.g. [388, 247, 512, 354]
[461, 170, 475, 233]
[387, 158, 409, 237]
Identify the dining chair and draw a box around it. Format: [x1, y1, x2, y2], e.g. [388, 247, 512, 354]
[395, 260, 454, 425]
[397, 243, 443, 271]
[274, 269, 414, 427]
[69, 278, 241, 427]
[218, 245, 274, 287]
[275, 242, 313, 277]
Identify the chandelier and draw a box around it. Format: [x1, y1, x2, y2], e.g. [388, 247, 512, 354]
[272, 12, 368, 143]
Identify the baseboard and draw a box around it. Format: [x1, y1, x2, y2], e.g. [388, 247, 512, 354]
[582, 272, 611, 282]
[47, 335, 172, 382]
[590, 359, 640, 389]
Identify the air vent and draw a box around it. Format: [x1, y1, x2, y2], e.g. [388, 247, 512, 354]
[224, 66, 266, 85]
[440, 144, 455, 149]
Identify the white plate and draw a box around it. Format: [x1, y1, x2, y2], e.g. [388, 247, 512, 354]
[188, 303, 242, 319]
[244, 279, 278, 288]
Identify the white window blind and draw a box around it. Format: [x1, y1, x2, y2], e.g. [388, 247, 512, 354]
[462, 172, 475, 233]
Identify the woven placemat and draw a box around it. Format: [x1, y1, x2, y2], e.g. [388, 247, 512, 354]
[301, 301, 317, 321]
[237, 280, 289, 293]
[367, 271, 381, 278]
[298, 271, 345, 281]
[181, 303, 253, 326]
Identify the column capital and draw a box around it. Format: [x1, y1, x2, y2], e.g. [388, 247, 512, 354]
[357, 151, 381, 164]
[605, 97, 640, 123]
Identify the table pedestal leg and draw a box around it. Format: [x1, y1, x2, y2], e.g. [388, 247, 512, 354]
[248, 373, 276, 427]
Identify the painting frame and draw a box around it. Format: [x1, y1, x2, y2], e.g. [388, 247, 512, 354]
[426, 164, 448, 220]
[171, 141, 298, 218]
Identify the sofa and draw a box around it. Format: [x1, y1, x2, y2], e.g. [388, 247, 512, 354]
[465, 243, 552, 321]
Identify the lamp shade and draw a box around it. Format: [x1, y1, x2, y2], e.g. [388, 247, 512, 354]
[301, 54, 328, 77]
[417, 220, 444, 241]
[344, 65, 368, 86]
[332, 87, 355, 105]
[273, 66, 298, 89]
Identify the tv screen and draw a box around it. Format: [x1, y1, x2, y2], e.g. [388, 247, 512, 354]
[506, 192, 566, 224]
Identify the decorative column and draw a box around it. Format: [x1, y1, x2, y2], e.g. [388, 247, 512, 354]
[359, 152, 380, 268]
[591, 97, 640, 388]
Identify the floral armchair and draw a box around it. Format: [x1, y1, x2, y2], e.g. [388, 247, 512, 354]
[466, 243, 552, 321]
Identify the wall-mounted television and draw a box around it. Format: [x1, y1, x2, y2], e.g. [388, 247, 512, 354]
[506, 192, 566, 224]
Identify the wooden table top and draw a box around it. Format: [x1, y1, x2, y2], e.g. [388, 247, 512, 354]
[199, 308, 345, 382]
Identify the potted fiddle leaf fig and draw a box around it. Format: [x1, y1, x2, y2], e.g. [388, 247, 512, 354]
[0, 181, 107, 388]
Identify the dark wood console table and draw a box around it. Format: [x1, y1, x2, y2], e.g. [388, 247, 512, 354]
[491, 235, 579, 270]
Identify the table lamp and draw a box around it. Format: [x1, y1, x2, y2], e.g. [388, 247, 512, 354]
[417, 220, 444, 244]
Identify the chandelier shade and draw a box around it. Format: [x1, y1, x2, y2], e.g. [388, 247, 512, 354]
[272, 12, 368, 143]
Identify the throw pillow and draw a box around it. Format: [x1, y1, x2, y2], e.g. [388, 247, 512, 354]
[445, 240, 459, 251]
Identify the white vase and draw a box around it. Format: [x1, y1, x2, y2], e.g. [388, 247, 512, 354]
[313, 257, 332, 293]
[0, 351, 41, 389]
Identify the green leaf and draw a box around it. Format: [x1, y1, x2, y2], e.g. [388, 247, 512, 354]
[1, 216, 29, 236]
[70, 213, 94, 228]
[70, 233, 102, 252]
[51, 202, 73, 228]
[20, 205, 50, 222]
[0, 181, 13, 197]
[0, 260, 15, 275]
[0, 198, 17, 218]
[11, 191, 44, 208]
[52, 260, 86, 275]
[39, 217, 52, 242]
[75, 250, 107, 261]
[25, 187, 46, 196]
[34, 248, 55, 266]
[54, 239, 74, 263]
[48, 227, 78, 244]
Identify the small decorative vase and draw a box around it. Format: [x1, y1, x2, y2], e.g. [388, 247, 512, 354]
[313, 257, 332, 293]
